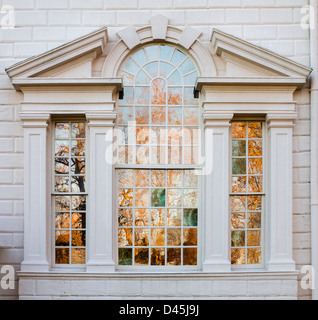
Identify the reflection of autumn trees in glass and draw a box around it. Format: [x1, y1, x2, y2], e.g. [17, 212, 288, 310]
[55, 123, 86, 193]
[231, 122, 263, 266]
[117, 169, 199, 267]
[117, 45, 200, 267]
[71, 159, 86, 193]
[54, 122, 87, 265]
[151, 79, 166, 105]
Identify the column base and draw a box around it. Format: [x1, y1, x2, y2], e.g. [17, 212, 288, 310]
[202, 260, 232, 272]
[20, 260, 50, 272]
[86, 261, 116, 273]
[266, 259, 296, 272]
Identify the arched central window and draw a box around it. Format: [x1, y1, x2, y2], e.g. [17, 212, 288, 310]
[116, 44, 200, 268]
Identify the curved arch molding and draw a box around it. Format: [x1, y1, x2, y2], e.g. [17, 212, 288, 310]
[101, 14, 217, 78]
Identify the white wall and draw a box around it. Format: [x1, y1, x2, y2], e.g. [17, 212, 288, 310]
[0, 0, 312, 300]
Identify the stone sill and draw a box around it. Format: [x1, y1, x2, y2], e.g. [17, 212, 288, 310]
[18, 270, 299, 281]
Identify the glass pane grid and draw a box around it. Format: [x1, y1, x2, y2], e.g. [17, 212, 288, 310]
[53, 122, 87, 266]
[117, 44, 200, 269]
[117, 44, 200, 167]
[117, 169, 199, 267]
[231, 121, 264, 266]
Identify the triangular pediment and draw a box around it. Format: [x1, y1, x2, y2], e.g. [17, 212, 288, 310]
[5, 27, 107, 80]
[211, 28, 312, 79]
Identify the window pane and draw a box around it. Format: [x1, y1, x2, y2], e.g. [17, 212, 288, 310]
[171, 49, 186, 66]
[144, 62, 158, 78]
[160, 45, 174, 61]
[56, 248, 69, 264]
[167, 248, 181, 266]
[232, 122, 246, 139]
[232, 158, 246, 175]
[118, 228, 133, 246]
[184, 72, 198, 85]
[151, 248, 165, 266]
[136, 107, 149, 125]
[168, 107, 182, 125]
[248, 122, 262, 138]
[151, 188, 166, 207]
[135, 87, 150, 105]
[55, 158, 69, 174]
[167, 209, 182, 227]
[231, 231, 245, 247]
[133, 49, 148, 66]
[135, 69, 151, 85]
[160, 62, 174, 78]
[135, 228, 149, 246]
[231, 213, 245, 230]
[145, 45, 159, 61]
[168, 87, 182, 105]
[152, 79, 167, 105]
[122, 58, 139, 74]
[135, 248, 149, 265]
[55, 196, 70, 211]
[118, 248, 132, 265]
[247, 248, 262, 265]
[55, 141, 69, 156]
[179, 59, 196, 75]
[119, 209, 133, 227]
[151, 107, 166, 124]
[55, 123, 69, 139]
[231, 249, 245, 265]
[71, 249, 86, 265]
[184, 209, 198, 226]
[55, 212, 70, 229]
[151, 209, 165, 226]
[232, 140, 246, 157]
[167, 70, 182, 85]
[183, 248, 197, 266]
[71, 123, 85, 138]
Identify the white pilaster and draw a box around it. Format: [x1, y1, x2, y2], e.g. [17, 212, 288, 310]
[202, 113, 233, 272]
[266, 113, 297, 272]
[86, 112, 117, 273]
[19, 113, 51, 272]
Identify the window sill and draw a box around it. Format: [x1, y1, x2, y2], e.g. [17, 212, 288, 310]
[17, 268, 299, 280]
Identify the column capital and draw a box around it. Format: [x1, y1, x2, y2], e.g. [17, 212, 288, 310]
[203, 112, 234, 128]
[266, 112, 297, 128]
[86, 112, 117, 127]
[19, 112, 51, 128]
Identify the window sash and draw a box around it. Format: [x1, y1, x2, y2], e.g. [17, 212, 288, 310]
[52, 121, 88, 268]
[230, 121, 265, 269]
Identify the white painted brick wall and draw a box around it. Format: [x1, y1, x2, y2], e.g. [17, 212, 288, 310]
[0, 0, 312, 300]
